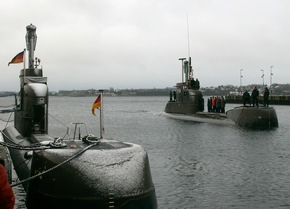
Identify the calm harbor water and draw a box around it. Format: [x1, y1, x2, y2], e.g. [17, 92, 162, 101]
[2, 96, 290, 209]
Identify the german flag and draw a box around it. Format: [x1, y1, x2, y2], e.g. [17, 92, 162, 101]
[8, 50, 24, 66]
[92, 95, 101, 115]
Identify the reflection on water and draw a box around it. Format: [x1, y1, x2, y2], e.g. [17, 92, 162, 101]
[2, 96, 290, 209]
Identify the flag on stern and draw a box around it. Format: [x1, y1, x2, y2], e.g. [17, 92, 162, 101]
[92, 95, 101, 115]
[8, 50, 24, 66]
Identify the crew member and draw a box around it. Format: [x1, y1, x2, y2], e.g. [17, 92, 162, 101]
[243, 90, 251, 106]
[251, 87, 259, 107]
[195, 79, 200, 89]
[207, 97, 212, 112]
[173, 90, 176, 101]
[216, 97, 221, 113]
[212, 97, 216, 112]
[221, 96, 226, 113]
[263, 86, 270, 107]
[190, 78, 196, 89]
[169, 90, 173, 101]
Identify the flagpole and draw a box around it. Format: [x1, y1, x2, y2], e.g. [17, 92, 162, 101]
[23, 49, 26, 70]
[23, 49, 27, 89]
[99, 89, 104, 139]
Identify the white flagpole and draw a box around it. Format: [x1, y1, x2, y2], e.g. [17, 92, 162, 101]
[99, 90, 104, 139]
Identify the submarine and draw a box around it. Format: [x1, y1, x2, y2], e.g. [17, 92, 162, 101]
[1, 24, 157, 209]
[163, 57, 278, 129]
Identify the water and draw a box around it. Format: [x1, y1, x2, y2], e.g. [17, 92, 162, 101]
[2, 96, 290, 208]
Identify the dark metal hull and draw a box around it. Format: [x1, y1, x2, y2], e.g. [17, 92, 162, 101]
[3, 126, 157, 209]
[164, 103, 279, 129]
[162, 112, 235, 125]
[26, 188, 156, 209]
[226, 106, 278, 129]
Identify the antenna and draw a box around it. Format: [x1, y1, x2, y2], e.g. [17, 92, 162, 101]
[187, 14, 191, 58]
[98, 89, 104, 139]
[186, 14, 193, 79]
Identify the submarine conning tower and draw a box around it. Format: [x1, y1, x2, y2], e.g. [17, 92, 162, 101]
[165, 57, 204, 114]
[15, 24, 48, 137]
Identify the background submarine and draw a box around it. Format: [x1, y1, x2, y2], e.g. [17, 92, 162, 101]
[164, 57, 278, 129]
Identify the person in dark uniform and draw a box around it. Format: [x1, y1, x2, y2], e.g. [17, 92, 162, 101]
[169, 90, 173, 101]
[263, 86, 270, 107]
[221, 96, 226, 113]
[251, 87, 259, 107]
[173, 90, 176, 101]
[190, 78, 196, 89]
[243, 90, 251, 106]
[216, 97, 221, 113]
[195, 79, 200, 89]
[208, 97, 212, 112]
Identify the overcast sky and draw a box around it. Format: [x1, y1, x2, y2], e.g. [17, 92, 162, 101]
[1, 0, 290, 91]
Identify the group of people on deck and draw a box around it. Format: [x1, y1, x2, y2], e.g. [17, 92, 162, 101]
[169, 90, 176, 102]
[243, 86, 270, 107]
[207, 96, 226, 113]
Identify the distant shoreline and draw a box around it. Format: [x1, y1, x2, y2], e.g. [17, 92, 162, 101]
[1, 83, 290, 97]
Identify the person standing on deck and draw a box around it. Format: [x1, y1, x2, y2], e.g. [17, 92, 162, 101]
[263, 86, 270, 107]
[208, 97, 212, 112]
[212, 97, 216, 112]
[221, 96, 226, 113]
[173, 90, 176, 101]
[216, 97, 221, 113]
[243, 90, 251, 106]
[252, 87, 259, 107]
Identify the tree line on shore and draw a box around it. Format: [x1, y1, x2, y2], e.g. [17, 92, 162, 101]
[2, 83, 290, 97]
[51, 83, 290, 97]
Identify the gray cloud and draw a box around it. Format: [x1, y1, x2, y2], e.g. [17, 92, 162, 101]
[1, 0, 290, 91]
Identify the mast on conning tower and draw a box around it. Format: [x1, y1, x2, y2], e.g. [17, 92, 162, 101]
[181, 57, 192, 83]
[25, 24, 37, 69]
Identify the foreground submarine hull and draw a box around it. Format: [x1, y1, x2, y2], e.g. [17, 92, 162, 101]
[3, 126, 157, 209]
